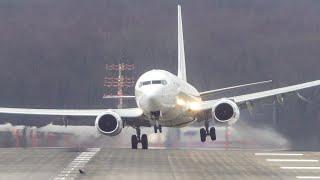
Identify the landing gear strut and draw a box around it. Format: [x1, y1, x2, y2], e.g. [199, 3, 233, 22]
[200, 121, 216, 142]
[131, 127, 148, 149]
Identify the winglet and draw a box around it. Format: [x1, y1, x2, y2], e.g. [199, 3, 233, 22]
[178, 5, 187, 82]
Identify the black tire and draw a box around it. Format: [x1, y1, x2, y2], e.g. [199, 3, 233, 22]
[210, 127, 216, 141]
[131, 135, 138, 149]
[141, 134, 148, 149]
[200, 128, 206, 142]
[154, 126, 158, 133]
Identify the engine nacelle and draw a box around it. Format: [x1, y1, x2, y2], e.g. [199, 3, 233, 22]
[212, 99, 240, 125]
[95, 111, 123, 136]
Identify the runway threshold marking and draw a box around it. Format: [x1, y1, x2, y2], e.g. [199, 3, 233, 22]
[53, 148, 100, 180]
[255, 153, 304, 156]
[267, 159, 319, 162]
[281, 167, 320, 170]
[296, 176, 320, 179]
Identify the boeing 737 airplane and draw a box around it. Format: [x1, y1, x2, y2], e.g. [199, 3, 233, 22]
[0, 5, 319, 149]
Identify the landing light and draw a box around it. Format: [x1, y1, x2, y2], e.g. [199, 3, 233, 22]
[189, 102, 201, 111]
[137, 108, 144, 115]
[176, 98, 201, 111]
[176, 98, 186, 106]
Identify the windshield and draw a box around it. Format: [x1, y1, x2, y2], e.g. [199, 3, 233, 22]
[139, 80, 167, 87]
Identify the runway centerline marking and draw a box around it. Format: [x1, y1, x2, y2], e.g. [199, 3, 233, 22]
[255, 153, 304, 156]
[267, 159, 319, 162]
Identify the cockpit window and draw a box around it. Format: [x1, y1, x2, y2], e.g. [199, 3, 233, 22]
[152, 80, 162, 84]
[139, 80, 168, 87]
[142, 81, 151, 86]
[161, 80, 167, 85]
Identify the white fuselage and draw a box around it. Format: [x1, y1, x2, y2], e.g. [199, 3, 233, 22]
[135, 70, 201, 127]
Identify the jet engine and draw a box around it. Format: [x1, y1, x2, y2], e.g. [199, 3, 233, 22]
[95, 111, 123, 136]
[212, 99, 240, 125]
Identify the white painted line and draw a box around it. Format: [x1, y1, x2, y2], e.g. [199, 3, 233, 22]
[255, 153, 304, 156]
[59, 173, 77, 176]
[72, 160, 89, 162]
[65, 167, 75, 169]
[60, 171, 72, 174]
[54, 148, 101, 180]
[296, 176, 320, 179]
[281, 167, 320, 170]
[267, 159, 319, 162]
[87, 148, 100, 151]
[78, 155, 94, 157]
[74, 158, 90, 160]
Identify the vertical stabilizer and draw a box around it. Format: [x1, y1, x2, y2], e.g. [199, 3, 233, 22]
[177, 5, 187, 82]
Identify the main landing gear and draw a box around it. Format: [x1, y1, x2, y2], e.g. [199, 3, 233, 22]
[131, 127, 148, 149]
[200, 121, 216, 142]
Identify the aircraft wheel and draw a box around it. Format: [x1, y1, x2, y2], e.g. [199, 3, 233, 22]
[131, 135, 138, 149]
[210, 127, 216, 141]
[200, 128, 207, 142]
[154, 126, 158, 133]
[141, 134, 148, 149]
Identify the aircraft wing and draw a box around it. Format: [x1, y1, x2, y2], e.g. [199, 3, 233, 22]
[231, 80, 320, 104]
[0, 107, 143, 118]
[199, 80, 272, 97]
[198, 80, 320, 111]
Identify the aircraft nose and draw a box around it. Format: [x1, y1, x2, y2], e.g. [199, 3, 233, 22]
[139, 88, 163, 112]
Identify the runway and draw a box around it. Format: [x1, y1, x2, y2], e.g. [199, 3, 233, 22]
[1, 148, 320, 180]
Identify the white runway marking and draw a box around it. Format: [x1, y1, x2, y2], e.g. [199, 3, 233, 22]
[296, 176, 320, 179]
[255, 153, 304, 156]
[53, 148, 100, 180]
[281, 167, 320, 170]
[267, 159, 319, 162]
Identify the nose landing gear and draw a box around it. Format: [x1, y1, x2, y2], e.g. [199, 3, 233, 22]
[154, 125, 162, 133]
[131, 127, 148, 149]
[151, 111, 162, 134]
[200, 121, 216, 142]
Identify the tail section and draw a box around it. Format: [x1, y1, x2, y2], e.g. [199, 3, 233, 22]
[177, 5, 187, 82]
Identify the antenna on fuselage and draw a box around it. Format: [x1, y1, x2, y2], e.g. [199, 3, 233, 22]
[177, 5, 187, 82]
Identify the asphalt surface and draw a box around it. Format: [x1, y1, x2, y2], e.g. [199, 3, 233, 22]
[1, 148, 320, 180]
